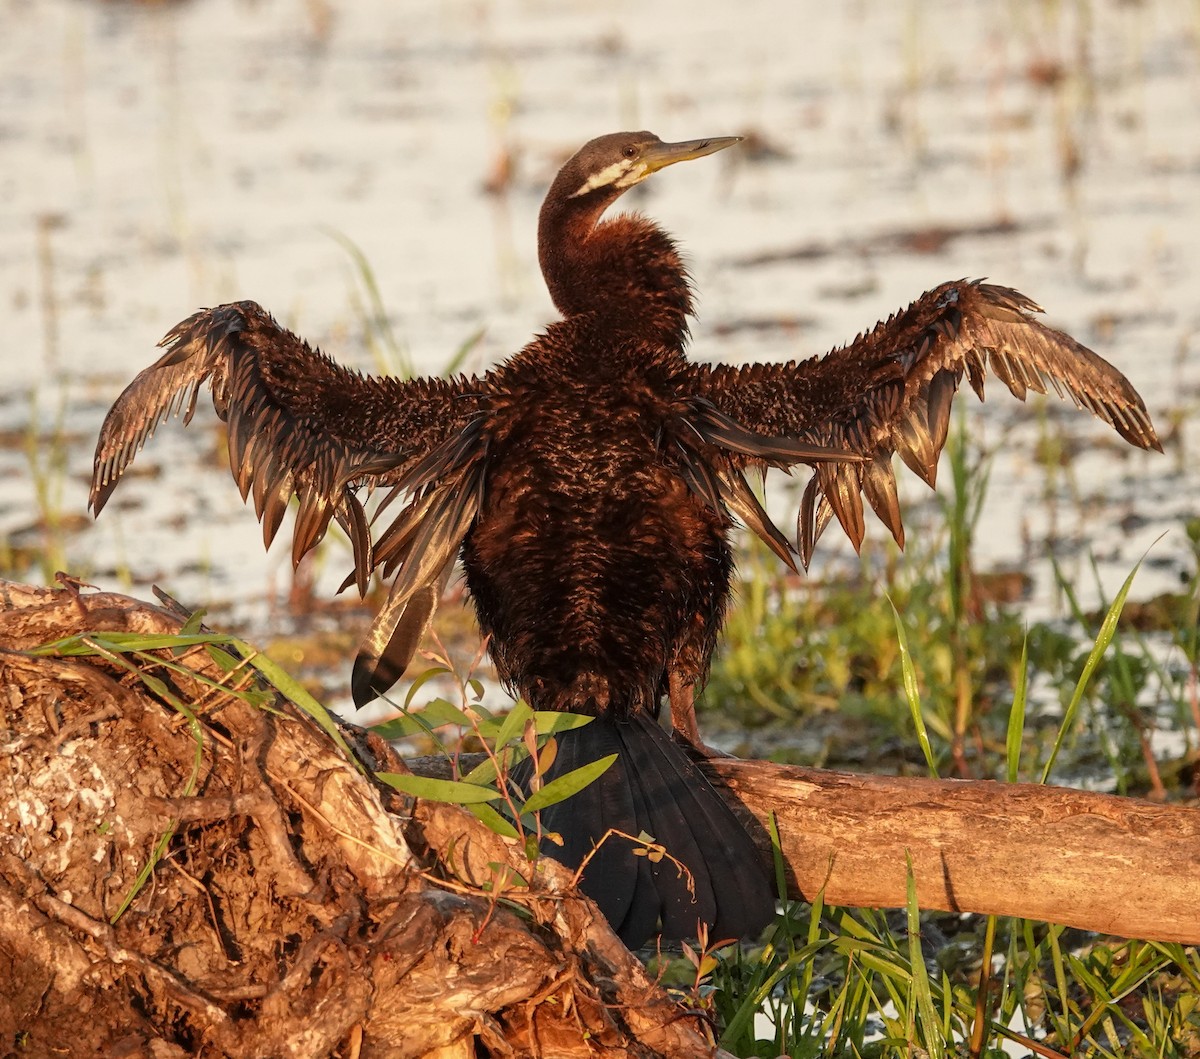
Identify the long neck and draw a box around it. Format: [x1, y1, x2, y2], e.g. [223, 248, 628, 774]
[538, 186, 694, 349]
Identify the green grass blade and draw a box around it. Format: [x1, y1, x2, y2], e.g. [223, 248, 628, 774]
[82, 638, 206, 923]
[112, 823, 178, 923]
[969, 914, 999, 1055]
[1039, 558, 1144, 784]
[905, 851, 943, 1057]
[1049, 553, 1088, 626]
[237, 642, 362, 771]
[442, 326, 486, 376]
[889, 596, 938, 778]
[321, 226, 413, 378]
[29, 630, 241, 656]
[766, 812, 789, 914]
[717, 940, 829, 1047]
[177, 608, 207, 637]
[1006, 633, 1030, 784]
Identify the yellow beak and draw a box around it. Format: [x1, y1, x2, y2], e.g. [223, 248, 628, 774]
[641, 136, 742, 175]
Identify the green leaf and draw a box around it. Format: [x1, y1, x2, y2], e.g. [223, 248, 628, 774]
[415, 697, 476, 729]
[377, 772, 502, 805]
[492, 700, 535, 750]
[468, 802, 520, 839]
[369, 714, 433, 740]
[461, 748, 517, 788]
[477, 707, 593, 742]
[531, 711, 594, 736]
[372, 698, 477, 742]
[403, 666, 450, 709]
[521, 753, 617, 814]
[464, 711, 596, 788]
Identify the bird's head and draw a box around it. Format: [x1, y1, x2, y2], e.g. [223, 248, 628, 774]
[557, 131, 741, 205]
[537, 131, 740, 329]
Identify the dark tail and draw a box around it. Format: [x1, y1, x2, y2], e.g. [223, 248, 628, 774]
[516, 713, 775, 947]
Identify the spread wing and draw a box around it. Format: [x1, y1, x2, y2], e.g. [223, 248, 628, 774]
[668, 397, 865, 571]
[90, 301, 489, 699]
[687, 280, 1161, 566]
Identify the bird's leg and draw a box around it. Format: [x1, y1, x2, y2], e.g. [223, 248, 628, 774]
[668, 669, 702, 748]
[668, 670, 729, 759]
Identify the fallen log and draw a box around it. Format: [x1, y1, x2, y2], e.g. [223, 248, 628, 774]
[710, 759, 1200, 945]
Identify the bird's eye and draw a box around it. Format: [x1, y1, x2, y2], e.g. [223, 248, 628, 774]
[622, 145, 637, 159]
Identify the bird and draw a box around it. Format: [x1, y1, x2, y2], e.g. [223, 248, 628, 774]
[90, 131, 1161, 947]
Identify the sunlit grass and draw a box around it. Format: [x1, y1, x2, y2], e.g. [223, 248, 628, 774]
[697, 904, 1200, 1057]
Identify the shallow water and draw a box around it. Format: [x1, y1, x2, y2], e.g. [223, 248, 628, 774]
[2, 0, 1198, 722]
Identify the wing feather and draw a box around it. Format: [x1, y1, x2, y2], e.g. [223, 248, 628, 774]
[90, 300, 485, 592]
[670, 396, 858, 569]
[350, 459, 485, 706]
[689, 279, 1160, 566]
[719, 467, 799, 572]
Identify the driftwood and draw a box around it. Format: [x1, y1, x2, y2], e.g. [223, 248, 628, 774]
[0, 580, 727, 1059]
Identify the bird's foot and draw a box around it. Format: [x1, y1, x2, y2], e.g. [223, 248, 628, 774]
[670, 728, 733, 761]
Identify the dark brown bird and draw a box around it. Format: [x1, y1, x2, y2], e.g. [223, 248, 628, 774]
[90, 131, 1161, 947]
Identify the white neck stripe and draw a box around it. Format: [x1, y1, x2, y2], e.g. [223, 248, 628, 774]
[569, 158, 647, 198]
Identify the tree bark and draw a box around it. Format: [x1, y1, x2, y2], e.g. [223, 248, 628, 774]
[709, 759, 1200, 945]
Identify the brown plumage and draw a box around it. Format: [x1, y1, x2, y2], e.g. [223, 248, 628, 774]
[687, 280, 1160, 565]
[90, 131, 1160, 946]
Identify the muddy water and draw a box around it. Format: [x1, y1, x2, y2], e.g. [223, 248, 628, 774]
[2, 0, 1198, 717]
